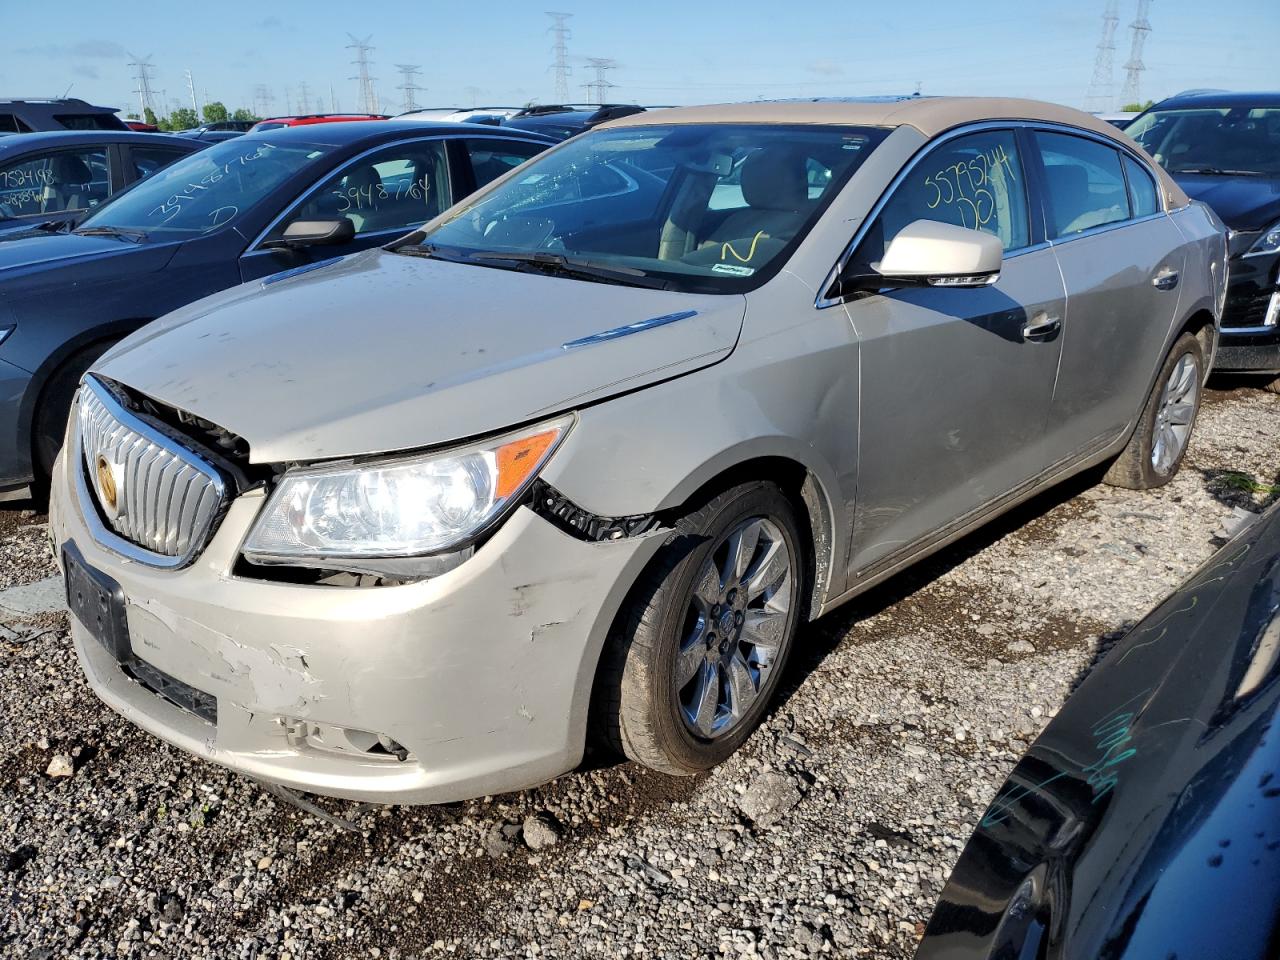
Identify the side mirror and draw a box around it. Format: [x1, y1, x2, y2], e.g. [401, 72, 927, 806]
[262, 218, 355, 250]
[866, 220, 1003, 289]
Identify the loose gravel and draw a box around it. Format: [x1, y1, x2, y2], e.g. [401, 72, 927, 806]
[2, 382, 1278, 959]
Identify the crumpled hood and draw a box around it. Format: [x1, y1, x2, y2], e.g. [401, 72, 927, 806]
[96, 249, 745, 463]
[1173, 173, 1280, 232]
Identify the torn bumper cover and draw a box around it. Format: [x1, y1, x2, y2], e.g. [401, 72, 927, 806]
[50, 451, 666, 804]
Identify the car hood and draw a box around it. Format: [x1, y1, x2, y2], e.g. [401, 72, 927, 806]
[1172, 173, 1280, 232]
[96, 249, 746, 464]
[0, 231, 177, 283]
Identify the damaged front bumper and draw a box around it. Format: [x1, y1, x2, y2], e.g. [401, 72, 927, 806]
[50, 450, 666, 804]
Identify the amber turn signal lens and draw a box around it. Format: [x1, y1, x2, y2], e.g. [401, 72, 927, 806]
[495, 429, 560, 499]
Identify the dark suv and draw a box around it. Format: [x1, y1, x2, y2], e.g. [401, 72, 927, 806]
[501, 104, 649, 141]
[1127, 92, 1280, 385]
[0, 98, 128, 133]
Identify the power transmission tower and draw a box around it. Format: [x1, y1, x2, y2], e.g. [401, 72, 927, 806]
[347, 34, 379, 114]
[582, 58, 617, 106]
[184, 69, 200, 116]
[128, 53, 158, 118]
[547, 12, 572, 101]
[330, 82, 339, 113]
[253, 84, 275, 118]
[1120, 0, 1153, 107]
[1083, 0, 1120, 112]
[395, 64, 423, 112]
[298, 81, 311, 114]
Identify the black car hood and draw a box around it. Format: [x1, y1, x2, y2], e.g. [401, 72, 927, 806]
[1173, 173, 1280, 232]
[917, 506, 1280, 960]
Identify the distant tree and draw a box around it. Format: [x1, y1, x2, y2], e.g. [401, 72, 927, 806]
[231, 107, 259, 123]
[125, 112, 139, 121]
[143, 107, 159, 127]
[1120, 100, 1154, 112]
[167, 107, 199, 131]
[202, 101, 229, 124]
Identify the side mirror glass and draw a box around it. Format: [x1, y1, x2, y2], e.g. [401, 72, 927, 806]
[852, 220, 1003, 291]
[262, 218, 355, 250]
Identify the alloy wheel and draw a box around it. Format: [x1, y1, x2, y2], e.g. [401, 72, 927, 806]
[673, 516, 794, 740]
[1151, 352, 1199, 475]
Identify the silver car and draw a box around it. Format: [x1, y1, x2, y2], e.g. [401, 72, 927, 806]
[50, 98, 1227, 803]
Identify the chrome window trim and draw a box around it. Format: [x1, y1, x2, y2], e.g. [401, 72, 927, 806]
[245, 134, 461, 253]
[74, 376, 227, 570]
[816, 119, 1169, 309]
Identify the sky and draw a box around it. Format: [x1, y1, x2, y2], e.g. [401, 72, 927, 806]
[3, 0, 1277, 119]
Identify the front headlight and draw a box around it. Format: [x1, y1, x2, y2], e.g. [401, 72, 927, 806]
[1244, 220, 1280, 258]
[242, 416, 571, 566]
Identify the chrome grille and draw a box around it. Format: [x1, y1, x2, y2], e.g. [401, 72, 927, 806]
[77, 376, 227, 567]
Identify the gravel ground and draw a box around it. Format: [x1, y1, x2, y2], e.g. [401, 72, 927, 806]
[2, 381, 1279, 960]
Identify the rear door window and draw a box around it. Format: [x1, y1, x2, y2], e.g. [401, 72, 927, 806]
[463, 138, 544, 189]
[0, 114, 33, 134]
[130, 146, 192, 181]
[1034, 132, 1131, 238]
[0, 148, 109, 220]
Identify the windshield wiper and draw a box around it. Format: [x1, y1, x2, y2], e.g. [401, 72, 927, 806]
[463, 251, 671, 289]
[1174, 166, 1266, 177]
[393, 242, 471, 263]
[73, 225, 147, 243]
[34, 219, 74, 233]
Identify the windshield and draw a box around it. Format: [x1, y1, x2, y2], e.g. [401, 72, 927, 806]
[76, 138, 334, 238]
[409, 123, 887, 293]
[1127, 106, 1280, 176]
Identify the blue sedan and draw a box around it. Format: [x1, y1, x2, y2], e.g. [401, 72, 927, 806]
[0, 121, 553, 496]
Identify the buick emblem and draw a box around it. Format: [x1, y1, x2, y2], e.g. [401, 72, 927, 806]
[95, 454, 118, 514]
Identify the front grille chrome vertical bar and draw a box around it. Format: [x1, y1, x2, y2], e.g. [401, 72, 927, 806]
[75, 375, 229, 568]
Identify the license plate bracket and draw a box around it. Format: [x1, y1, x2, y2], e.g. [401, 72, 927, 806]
[63, 541, 132, 662]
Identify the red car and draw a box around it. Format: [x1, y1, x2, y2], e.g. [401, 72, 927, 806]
[123, 120, 160, 133]
[248, 113, 389, 133]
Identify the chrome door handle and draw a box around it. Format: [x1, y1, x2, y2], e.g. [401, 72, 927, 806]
[1152, 269, 1180, 291]
[1022, 313, 1061, 342]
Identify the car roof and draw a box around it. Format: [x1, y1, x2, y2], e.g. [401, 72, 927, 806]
[0, 130, 197, 152]
[605, 96, 1116, 136]
[602, 96, 1191, 207]
[1149, 90, 1280, 110]
[238, 119, 556, 147]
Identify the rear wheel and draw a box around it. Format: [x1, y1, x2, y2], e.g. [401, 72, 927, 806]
[1103, 332, 1204, 490]
[599, 482, 806, 775]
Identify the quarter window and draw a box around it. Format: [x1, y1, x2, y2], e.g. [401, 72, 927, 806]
[862, 129, 1030, 263]
[0, 148, 109, 220]
[1035, 132, 1130, 238]
[276, 141, 452, 239]
[0, 114, 33, 134]
[1123, 155, 1160, 218]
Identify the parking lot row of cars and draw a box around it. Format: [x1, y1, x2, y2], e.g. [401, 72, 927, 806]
[0, 85, 1277, 958]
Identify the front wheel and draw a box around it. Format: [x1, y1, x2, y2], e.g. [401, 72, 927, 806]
[598, 482, 806, 775]
[1103, 331, 1204, 490]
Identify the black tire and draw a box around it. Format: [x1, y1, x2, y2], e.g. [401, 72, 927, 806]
[597, 481, 807, 775]
[32, 343, 114, 496]
[1103, 331, 1204, 490]
[1262, 376, 1280, 395]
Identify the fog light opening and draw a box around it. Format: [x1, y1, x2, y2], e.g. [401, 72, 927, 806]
[278, 718, 414, 763]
